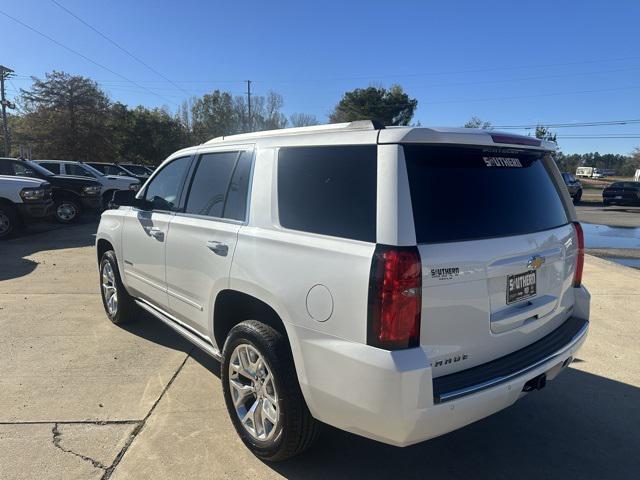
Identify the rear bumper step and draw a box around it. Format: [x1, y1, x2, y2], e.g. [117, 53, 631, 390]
[433, 316, 589, 403]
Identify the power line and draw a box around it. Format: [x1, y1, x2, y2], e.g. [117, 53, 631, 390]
[252, 55, 640, 84]
[558, 136, 640, 139]
[49, 0, 193, 97]
[494, 119, 640, 129]
[0, 9, 180, 106]
[557, 133, 640, 137]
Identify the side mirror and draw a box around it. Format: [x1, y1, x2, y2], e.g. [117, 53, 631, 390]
[111, 190, 152, 210]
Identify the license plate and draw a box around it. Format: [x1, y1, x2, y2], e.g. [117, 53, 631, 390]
[507, 271, 537, 304]
[615, 196, 623, 199]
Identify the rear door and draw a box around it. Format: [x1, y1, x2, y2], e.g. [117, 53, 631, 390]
[402, 145, 578, 376]
[165, 147, 253, 339]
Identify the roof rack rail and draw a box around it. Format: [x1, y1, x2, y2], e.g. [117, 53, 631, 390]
[204, 119, 384, 144]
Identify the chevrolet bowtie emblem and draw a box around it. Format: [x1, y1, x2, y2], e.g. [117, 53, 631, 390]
[527, 255, 545, 270]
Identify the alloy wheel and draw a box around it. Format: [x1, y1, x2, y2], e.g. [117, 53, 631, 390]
[56, 202, 77, 222]
[101, 262, 118, 316]
[228, 344, 279, 441]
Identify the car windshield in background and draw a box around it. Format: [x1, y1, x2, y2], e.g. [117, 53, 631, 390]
[81, 164, 105, 177]
[403, 145, 568, 244]
[24, 160, 54, 177]
[122, 164, 149, 175]
[89, 163, 128, 176]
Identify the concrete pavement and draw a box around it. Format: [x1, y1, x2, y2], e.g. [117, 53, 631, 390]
[0, 223, 639, 479]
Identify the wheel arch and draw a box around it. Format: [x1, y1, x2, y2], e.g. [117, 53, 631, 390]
[97, 238, 114, 264]
[213, 289, 290, 353]
[53, 189, 82, 202]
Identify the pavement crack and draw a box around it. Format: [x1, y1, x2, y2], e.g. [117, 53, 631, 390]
[52, 422, 107, 471]
[100, 350, 193, 480]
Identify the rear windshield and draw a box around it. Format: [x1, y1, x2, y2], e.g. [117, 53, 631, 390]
[403, 145, 568, 244]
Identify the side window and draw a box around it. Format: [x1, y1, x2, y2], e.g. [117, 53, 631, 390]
[88, 164, 107, 174]
[66, 163, 93, 177]
[185, 152, 238, 218]
[0, 161, 12, 175]
[277, 145, 377, 242]
[143, 156, 191, 211]
[223, 150, 253, 221]
[39, 163, 61, 174]
[11, 162, 38, 178]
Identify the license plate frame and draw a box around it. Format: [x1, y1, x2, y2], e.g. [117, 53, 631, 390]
[507, 271, 537, 304]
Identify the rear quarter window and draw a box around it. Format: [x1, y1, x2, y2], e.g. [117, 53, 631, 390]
[277, 145, 377, 242]
[403, 145, 569, 244]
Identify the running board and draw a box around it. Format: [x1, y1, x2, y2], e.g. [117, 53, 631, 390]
[134, 299, 222, 361]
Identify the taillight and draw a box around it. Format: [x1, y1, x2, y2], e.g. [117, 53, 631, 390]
[573, 222, 584, 287]
[367, 245, 422, 350]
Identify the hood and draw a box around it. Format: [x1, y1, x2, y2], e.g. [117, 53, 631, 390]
[47, 175, 102, 188]
[0, 175, 48, 188]
[106, 175, 139, 183]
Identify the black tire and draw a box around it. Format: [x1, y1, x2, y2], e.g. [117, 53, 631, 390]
[221, 320, 320, 461]
[54, 198, 82, 223]
[0, 204, 20, 240]
[573, 189, 582, 203]
[99, 250, 137, 325]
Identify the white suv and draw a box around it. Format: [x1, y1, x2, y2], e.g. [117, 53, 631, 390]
[95, 121, 590, 461]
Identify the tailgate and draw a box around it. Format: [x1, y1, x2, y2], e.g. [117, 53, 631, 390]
[419, 224, 577, 376]
[402, 144, 578, 377]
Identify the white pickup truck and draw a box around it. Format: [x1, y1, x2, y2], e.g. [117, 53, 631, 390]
[0, 175, 54, 239]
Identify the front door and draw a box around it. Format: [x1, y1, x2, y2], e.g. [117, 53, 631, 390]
[121, 156, 192, 309]
[165, 148, 253, 339]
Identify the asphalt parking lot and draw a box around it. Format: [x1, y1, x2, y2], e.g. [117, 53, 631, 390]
[1, 219, 639, 479]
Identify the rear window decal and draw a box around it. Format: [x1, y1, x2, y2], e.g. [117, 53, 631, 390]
[483, 157, 523, 168]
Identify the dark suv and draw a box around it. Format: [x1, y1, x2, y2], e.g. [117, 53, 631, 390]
[0, 158, 102, 223]
[561, 172, 583, 203]
[603, 181, 640, 206]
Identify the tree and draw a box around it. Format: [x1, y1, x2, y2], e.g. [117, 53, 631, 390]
[15, 71, 112, 161]
[464, 116, 492, 129]
[535, 125, 557, 143]
[109, 103, 188, 165]
[289, 113, 320, 127]
[252, 91, 288, 131]
[329, 85, 417, 126]
[190, 90, 241, 143]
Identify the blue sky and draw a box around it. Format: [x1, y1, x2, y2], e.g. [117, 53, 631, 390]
[2, 0, 640, 154]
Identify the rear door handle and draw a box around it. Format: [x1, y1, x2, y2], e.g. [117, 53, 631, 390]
[206, 241, 229, 256]
[148, 227, 164, 241]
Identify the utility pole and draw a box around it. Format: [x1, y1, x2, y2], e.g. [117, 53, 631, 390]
[246, 80, 252, 132]
[0, 65, 16, 156]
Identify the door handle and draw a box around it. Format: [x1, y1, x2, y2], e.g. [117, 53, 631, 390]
[206, 240, 229, 256]
[148, 227, 164, 241]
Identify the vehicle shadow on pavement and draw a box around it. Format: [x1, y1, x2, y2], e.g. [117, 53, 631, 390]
[270, 367, 639, 480]
[0, 219, 98, 281]
[118, 313, 639, 479]
[121, 311, 222, 377]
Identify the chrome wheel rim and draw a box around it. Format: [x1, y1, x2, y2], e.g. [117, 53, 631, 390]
[228, 344, 279, 441]
[101, 262, 118, 316]
[0, 211, 10, 236]
[57, 203, 77, 221]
